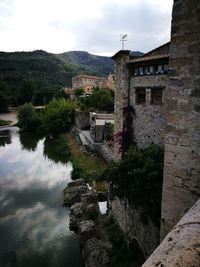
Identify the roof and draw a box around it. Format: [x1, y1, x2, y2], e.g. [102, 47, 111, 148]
[129, 42, 170, 64]
[73, 74, 105, 80]
[129, 53, 169, 63]
[112, 50, 130, 60]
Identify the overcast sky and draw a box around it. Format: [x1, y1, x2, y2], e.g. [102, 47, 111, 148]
[0, 0, 173, 56]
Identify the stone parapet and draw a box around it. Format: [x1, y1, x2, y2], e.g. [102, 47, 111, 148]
[142, 199, 200, 267]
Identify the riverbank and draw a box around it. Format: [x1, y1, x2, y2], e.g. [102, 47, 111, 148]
[66, 132, 107, 184]
[0, 111, 18, 127]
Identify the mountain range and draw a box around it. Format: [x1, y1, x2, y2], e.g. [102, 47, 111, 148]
[0, 50, 114, 94]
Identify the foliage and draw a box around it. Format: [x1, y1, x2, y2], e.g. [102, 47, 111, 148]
[99, 145, 164, 225]
[43, 134, 71, 164]
[104, 215, 144, 267]
[40, 98, 76, 136]
[75, 88, 84, 97]
[0, 80, 11, 112]
[79, 88, 114, 112]
[0, 119, 11, 126]
[0, 50, 114, 106]
[114, 105, 135, 156]
[19, 131, 43, 151]
[17, 103, 41, 131]
[66, 133, 106, 184]
[53, 89, 69, 100]
[18, 78, 36, 105]
[0, 130, 11, 146]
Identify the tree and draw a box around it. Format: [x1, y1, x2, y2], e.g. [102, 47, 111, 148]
[18, 78, 36, 105]
[0, 81, 11, 113]
[40, 98, 76, 136]
[79, 88, 114, 112]
[75, 88, 84, 97]
[17, 103, 41, 131]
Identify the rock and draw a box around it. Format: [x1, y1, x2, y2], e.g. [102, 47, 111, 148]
[69, 215, 78, 233]
[81, 192, 98, 205]
[67, 178, 86, 188]
[86, 203, 100, 221]
[63, 185, 88, 206]
[70, 202, 83, 218]
[83, 238, 110, 267]
[78, 220, 97, 245]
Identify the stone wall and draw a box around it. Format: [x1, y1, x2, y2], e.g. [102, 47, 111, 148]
[110, 197, 159, 259]
[112, 51, 130, 160]
[74, 111, 90, 130]
[130, 75, 168, 148]
[142, 199, 200, 267]
[161, 0, 200, 239]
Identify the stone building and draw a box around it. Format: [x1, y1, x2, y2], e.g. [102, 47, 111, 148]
[112, 0, 200, 265]
[72, 74, 115, 95]
[90, 113, 114, 143]
[112, 42, 169, 159]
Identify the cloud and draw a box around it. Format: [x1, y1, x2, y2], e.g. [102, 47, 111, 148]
[71, 0, 173, 54]
[0, 0, 173, 55]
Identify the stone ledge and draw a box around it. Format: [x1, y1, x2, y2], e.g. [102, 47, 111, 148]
[142, 199, 200, 267]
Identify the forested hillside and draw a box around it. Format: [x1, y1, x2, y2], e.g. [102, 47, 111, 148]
[0, 50, 114, 107]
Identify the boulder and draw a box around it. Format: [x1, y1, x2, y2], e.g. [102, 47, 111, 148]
[63, 185, 88, 206]
[67, 178, 86, 188]
[78, 220, 97, 245]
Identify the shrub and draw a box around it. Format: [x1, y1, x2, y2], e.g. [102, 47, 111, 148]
[99, 144, 164, 225]
[17, 103, 41, 131]
[40, 98, 76, 136]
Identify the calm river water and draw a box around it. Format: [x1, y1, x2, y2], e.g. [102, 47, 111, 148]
[0, 127, 83, 267]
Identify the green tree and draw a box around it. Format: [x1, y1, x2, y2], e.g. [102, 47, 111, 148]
[18, 78, 36, 105]
[75, 88, 84, 97]
[0, 81, 10, 113]
[79, 88, 114, 112]
[99, 145, 164, 225]
[40, 98, 76, 136]
[17, 103, 41, 131]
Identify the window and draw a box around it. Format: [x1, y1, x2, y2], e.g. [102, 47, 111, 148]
[151, 88, 163, 105]
[144, 66, 149, 75]
[134, 67, 138, 76]
[149, 66, 154, 75]
[139, 67, 144, 76]
[163, 64, 169, 73]
[136, 88, 146, 104]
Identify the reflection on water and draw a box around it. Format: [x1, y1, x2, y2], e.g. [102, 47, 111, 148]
[0, 128, 83, 267]
[0, 130, 12, 147]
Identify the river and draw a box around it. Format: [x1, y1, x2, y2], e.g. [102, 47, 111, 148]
[0, 127, 83, 267]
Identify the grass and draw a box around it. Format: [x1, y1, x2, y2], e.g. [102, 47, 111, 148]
[66, 132, 106, 183]
[0, 119, 11, 126]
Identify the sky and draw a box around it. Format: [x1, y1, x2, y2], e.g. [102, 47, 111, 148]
[0, 0, 173, 56]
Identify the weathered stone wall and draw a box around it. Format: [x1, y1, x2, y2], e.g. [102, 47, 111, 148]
[74, 111, 90, 130]
[142, 199, 200, 267]
[161, 0, 200, 239]
[110, 197, 159, 259]
[130, 75, 168, 148]
[113, 51, 130, 160]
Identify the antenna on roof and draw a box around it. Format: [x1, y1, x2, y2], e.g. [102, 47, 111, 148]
[120, 34, 128, 50]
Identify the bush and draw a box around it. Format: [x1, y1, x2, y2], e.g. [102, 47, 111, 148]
[99, 144, 164, 225]
[79, 88, 114, 112]
[17, 103, 41, 131]
[40, 98, 76, 136]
